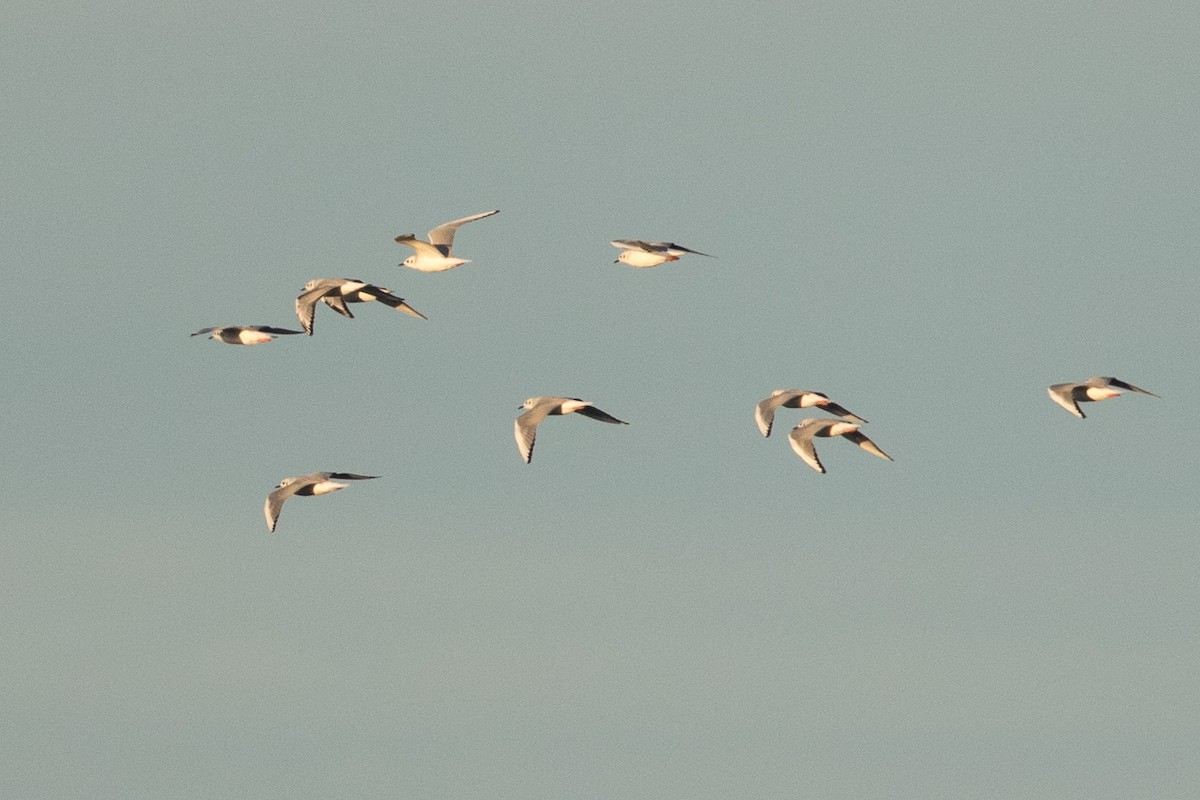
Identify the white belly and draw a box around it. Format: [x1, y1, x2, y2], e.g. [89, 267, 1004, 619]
[237, 330, 274, 345]
[618, 250, 670, 268]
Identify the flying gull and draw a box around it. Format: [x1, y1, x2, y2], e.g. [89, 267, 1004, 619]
[610, 240, 714, 268]
[263, 472, 379, 532]
[514, 396, 628, 464]
[191, 325, 304, 345]
[295, 278, 426, 335]
[1047, 376, 1159, 418]
[755, 389, 868, 437]
[787, 418, 893, 474]
[394, 210, 499, 272]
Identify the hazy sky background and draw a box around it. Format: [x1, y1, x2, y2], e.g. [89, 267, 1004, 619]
[3, 1, 1199, 797]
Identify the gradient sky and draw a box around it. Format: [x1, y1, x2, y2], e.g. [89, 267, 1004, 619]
[4, 2, 1199, 798]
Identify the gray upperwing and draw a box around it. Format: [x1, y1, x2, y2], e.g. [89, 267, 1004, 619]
[253, 326, 305, 335]
[321, 296, 355, 318]
[264, 481, 306, 532]
[664, 242, 714, 257]
[575, 405, 628, 425]
[371, 289, 428, 320]
[427, 210, 500, 249]
[1095, 377, 1159, 397]
[296, 285, 335, 335]
[824, 401, 868, 424]
[514, 415, 540, 464]
[787, 429, 826, 473]
[394, 234, 445, 259]
[326, 473, 380, 481]
[755, 395, 785, 437]
[843, 430, 893, 461]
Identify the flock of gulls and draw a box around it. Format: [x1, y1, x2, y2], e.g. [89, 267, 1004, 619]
[192, 209, 1160, 532]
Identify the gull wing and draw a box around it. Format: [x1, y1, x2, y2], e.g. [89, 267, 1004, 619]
[321, 296, 355, 318]
[191, 327, 218, 336]
[658, 242, 714, 257]
[514, 403, 554, 464]
[325, 473, 379, 481]
[394, 234, 447, 259]
[574, 405, 628, 425]
[1090, 377, 1159, 397]
[755, 394, 790, 437]
[249, 326, 305, 335]
[788, 427, 826, 474]
[365, 286, 428, 320]
[1047, 384, 1085, 418]
[843, 430, 893, 461]
[821, 400, 868, 424]
[264, 479, 310, 533]
[426, 210, 499, 250]
[295, 284, 337, 335]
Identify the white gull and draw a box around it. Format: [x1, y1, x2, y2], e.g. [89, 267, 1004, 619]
[787, 418, 893, 474]
[1047, 376, 1159, 418]
[191, 325, 304, 345]
[755, 389, 867, 437]
[295, 278, 426, 336]
[514, 396, 628, 464]
[264, 472, 379, 532]
[394, 210, 499, 272]
[610, 240, 714, 268]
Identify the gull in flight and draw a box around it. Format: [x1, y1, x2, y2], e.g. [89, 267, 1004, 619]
[610, 240, 714, 268]
[191, 325, 304, 345]
[514, 396, 628, 464]
[295, 278, 427, 335]
[755, 389, 868, 437]
[1047, 376, 1159, 418]
[394, 210, 499, 272]
[787, 418, 893, 474]
[264, 472, 379, 532]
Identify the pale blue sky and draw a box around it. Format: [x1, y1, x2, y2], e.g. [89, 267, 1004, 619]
[3, 2, 1199, 798]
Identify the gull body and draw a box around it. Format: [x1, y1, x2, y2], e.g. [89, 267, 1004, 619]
[191, 325, 304, 345]
[295, 278, 426, 335]
[395, 210, 499, 272]
[610, 239, 714, 268]
[263, 471, 379, 532]
[787, 418, 893, 474]
[1047, 376, 1159, 418]
[755, 389, 867, 437]
[514, 396, 628, 464]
